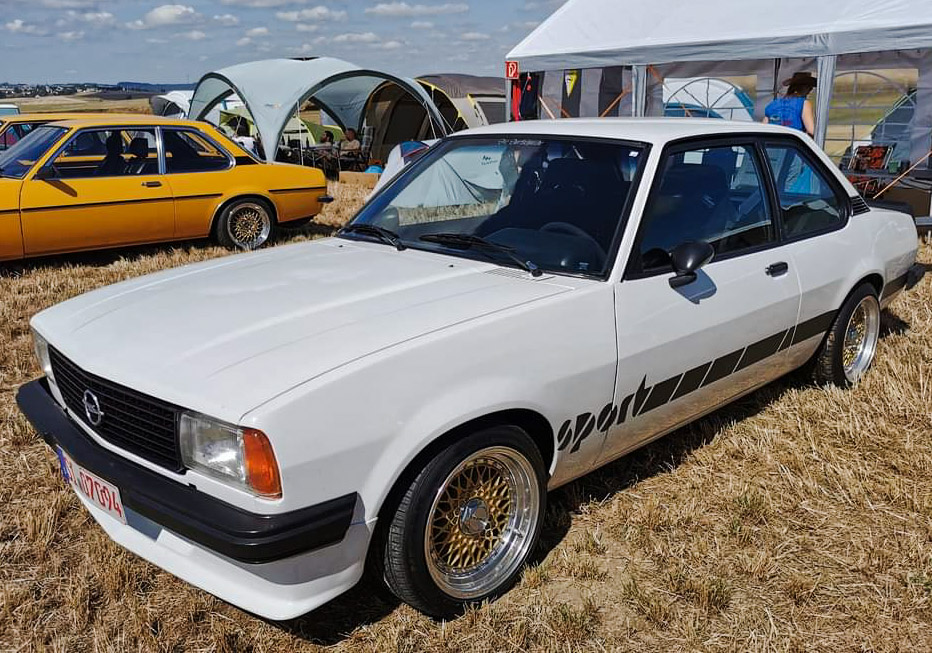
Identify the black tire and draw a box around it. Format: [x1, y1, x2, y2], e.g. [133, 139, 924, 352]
[811, 283, 881, 387]
[375, 425, 547, 618]
[214, 198, 275, 250]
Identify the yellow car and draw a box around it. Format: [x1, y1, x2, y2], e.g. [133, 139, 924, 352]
[0, 116, 328, 261]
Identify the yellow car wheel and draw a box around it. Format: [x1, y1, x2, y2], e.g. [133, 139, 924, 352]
[216, 198, 274, 251]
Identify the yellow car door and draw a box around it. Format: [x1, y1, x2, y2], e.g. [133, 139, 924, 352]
[20, 127, 174, 256]
[160, 127, 231, 239]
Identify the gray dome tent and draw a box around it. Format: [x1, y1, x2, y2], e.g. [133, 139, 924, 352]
[188, 57, 448, 162]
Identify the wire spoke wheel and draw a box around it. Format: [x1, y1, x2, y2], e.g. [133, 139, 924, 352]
[227, 202, 271, 250]
[842, 294, 880, 383]
[424, 446, 539, 600]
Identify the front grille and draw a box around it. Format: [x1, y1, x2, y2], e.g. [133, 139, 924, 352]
[49, 347, 183, 472]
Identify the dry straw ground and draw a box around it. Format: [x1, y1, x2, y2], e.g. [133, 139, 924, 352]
[1, 186, 930, 651]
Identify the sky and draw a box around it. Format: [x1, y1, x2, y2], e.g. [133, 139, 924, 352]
[0, 0, 564, 84]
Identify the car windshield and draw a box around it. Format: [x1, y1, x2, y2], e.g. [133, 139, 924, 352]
[346, 136, 646, 277]
[0, 125, 66, 179]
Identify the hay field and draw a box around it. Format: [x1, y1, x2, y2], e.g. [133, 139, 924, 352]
[0, 187, 929, 650]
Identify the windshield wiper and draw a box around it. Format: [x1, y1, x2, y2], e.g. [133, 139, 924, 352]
[419, 233, 541, 277]
[338, 223, 406, 251]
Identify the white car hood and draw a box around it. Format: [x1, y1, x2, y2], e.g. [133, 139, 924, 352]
[34, 238, 572, 420]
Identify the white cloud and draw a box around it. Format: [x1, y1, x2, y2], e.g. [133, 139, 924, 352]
[236, 36, 252, 46]
[59, 11, 115, 27]
[36, 0, 99, 7]
[246, 26, 269, 37]
[296, 23, 318, 32]
[213, 14, 240, 26]
[58, 30, 84, 41]
[365, 2, 468, 17]
[127, 5, 201, 30]
[410, 20, 433, 29]
[373, 40, 404, 50]
[177, 29, 207, 40]
[222, 0, 309, 6]
[332, 32, 379, 43]
[276, 6, 347, 22]
[460, 31, 490, 41]
[5, 19, 49, 36]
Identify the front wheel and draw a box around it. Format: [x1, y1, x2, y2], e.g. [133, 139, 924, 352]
[215, 199, 274, 250]
[377, 425, 546, 617]
[812, 283, 881, 387]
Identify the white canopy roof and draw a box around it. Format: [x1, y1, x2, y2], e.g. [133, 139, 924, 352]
[507, 0, 932, 70]
[188, 57, 446, 161]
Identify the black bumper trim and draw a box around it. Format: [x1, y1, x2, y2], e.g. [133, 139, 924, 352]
[16, 378, 356, 564]
[906, 263, 926, 291]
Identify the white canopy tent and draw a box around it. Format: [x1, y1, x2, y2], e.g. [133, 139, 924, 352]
[507, 0, 932, 160]
[188, 57, 448, 162]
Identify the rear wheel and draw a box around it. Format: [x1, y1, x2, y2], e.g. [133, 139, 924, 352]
[377, 425, 546, 617]
[215, 198, 274, 250]
[812, 283, 881, 387]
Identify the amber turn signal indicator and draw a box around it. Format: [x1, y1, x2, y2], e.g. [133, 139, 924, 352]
[244, 429, 282, 499]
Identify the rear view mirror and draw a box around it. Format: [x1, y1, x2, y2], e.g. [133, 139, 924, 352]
[669, 241, 714, 288]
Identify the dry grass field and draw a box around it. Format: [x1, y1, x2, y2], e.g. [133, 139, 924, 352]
[0, 185, 930, 651]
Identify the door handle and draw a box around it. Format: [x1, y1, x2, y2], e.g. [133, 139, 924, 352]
[766, 262, 789, 276]
[142, 181, 162, 188]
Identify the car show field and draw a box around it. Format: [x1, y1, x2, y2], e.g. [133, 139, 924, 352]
[0, 174, 929, 649]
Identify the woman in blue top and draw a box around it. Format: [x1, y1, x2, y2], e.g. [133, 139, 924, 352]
[763, 72, 816, 137]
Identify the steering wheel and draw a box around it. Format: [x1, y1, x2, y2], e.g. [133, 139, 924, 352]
[542, 222, 605, 252]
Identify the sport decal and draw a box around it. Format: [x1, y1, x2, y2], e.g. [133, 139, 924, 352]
[556, 310, 836, 453]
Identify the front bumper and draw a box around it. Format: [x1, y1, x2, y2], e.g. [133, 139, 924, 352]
[16, 378, 356, 564]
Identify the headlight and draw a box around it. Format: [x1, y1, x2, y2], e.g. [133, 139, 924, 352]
[179, 412, 282, 499]
[32, 330, 54, 380]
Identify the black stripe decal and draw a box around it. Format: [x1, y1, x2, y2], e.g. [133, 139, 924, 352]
[671, 362, 711, 401]
[269, 187, 325, 194]
[174, 193, 223, 202]
[702, 349, 745, 388]
[21, 196, 171, 213]
[778, 326, 795, 352]
[638, 374, 683, 415]
[791, 311, 836, 345]
[0, 209, 18, 217]
[736, 329, 790, 372]
[881, 273, 907, 300]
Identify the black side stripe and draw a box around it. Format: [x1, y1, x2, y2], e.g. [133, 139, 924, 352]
[702, 349, 745, 388]
[792, 310, 836, 345]
[269, 186, 326, 194]
[21, 196, 171, 213]
[881, 273, 907, 300]
[556, 309, 839, 453]
[174, 193, 223, 202]
[736, 329, 790, 372]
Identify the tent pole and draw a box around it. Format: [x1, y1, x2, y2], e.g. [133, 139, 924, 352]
[814, 55, 836, 149]
[632, 65, 648, 117]
[296, 101, 304, 166]
[505, 75, 512, 122]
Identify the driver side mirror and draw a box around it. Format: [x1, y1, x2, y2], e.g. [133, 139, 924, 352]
[33, 166, 57, 181]
[669, 241, 714, 289]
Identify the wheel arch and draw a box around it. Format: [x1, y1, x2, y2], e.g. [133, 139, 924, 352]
[371, 408, 555, 528]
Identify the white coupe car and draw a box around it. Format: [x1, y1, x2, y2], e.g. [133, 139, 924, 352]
[18, 119, 924, 620]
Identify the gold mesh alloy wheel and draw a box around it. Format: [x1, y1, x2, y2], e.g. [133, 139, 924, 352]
[424, 446, 540, 600]
[842, 294, 880, 384]
[227, 201, 271, 250]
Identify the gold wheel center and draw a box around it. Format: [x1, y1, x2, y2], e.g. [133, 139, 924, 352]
[843, 306, 867, 368]
[232, 209, 264, 244]
[429, 459, 512, 572]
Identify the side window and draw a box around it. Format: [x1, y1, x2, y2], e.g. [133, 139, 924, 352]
[636, 144, 775, 272]
[48, 129, 158, 179]
[163, 129, 231, 173]
[765, 144, 844, 239]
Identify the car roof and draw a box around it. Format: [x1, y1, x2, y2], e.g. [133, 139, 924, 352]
[454, 117, 804, 145]
[42, 116, 213, 129]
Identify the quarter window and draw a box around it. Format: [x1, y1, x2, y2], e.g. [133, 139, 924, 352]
[765, 144, 844, 238]
[637, 144, 775, 272]
[163, 129, 231, 173]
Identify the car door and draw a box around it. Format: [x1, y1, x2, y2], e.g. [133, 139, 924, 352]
[160, 127, 231, 239]
[761, 138, 852, 366]
[596, 139, 801, 467]
[19, 127, 174, 256]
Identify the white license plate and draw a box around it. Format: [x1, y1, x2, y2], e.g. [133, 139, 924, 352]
[56, 446, 127, 525]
